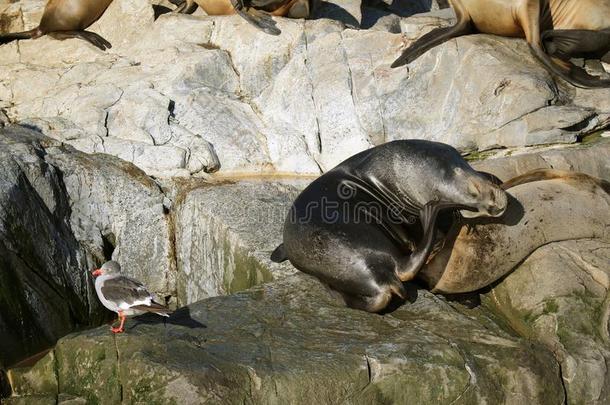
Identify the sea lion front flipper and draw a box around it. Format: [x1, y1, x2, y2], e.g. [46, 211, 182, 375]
[391, 0, 473, 67]
[396, 201, 465, 283]
[49, 30, 112, 50]
[231, 0, 281, 35]
[518, 3, 610, 88]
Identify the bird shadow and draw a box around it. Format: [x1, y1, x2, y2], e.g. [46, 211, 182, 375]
[129, 307, 206, 330]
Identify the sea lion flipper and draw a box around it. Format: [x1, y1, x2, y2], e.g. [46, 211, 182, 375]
[231, 0, 281, 35]
[174, 0, 198, 14]
[396, 201, 465, 282]
[0, 28, 40, 45]
[391, 0, 473, 68]
[270, 244, 288, 262]
[49, 30, 112, 50]
[392, 23, 471, 68]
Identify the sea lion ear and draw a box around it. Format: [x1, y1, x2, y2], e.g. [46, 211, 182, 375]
[453, 167, 466, 177]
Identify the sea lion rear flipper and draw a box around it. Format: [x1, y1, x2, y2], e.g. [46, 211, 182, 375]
[271, 243, 288, 262]
[231, 0, 281, 35]
[174, 0, 198, 14]
[542, 29, 610, 60]
[0, 28, 40, 45]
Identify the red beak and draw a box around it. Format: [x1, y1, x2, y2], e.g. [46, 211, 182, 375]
[91, 269, 103, 277]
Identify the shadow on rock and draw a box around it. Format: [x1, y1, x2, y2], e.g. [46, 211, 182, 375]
[153, 5, 174, 20]
[130, 306, 206, 330]
[312, 1, 360, 28]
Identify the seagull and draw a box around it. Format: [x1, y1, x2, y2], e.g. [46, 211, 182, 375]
[91, 261, 172, 333]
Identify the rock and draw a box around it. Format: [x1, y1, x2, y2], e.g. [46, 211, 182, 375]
[421, 173, 610, 293]
[485, 240, 610, 405]
[5, 275, 565, 404]
[174, 180, 304, 304]
[1, 0, 608, 177]
[0, 125, 174, 365]
[0, 128, 96, 366]
[471, 138, 610, 182]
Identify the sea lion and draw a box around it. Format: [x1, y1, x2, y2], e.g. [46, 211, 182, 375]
[420, 169, 610, 294]
[271, 140, 508, 313]
[0, 0, 112, 50]
[174, 0, 315, 35]
[391, 0, 610, 88]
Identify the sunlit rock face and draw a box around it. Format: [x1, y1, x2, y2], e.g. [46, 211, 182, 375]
[1, 0, 608, 177]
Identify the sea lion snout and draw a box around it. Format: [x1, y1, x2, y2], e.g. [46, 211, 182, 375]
[459, 179, 508, 219]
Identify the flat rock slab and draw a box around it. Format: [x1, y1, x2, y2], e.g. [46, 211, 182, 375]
[6, 275, 565, 404]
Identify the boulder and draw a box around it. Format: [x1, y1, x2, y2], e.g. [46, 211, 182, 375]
[0, 125, 174, 365]
[5, 275, 565, 404]
[485, 240, 610, 405]
[173, 180, 304, 304]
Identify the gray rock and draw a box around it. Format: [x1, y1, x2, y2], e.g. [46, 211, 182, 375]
[6, 275, 565, 404]
[174, 180, 304, 304]
[485, 240, 610, 405]
[471, 138, 610, 182]
[0, 125, 175, 365]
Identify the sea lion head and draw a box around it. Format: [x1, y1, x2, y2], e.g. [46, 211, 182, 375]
[441, 167, 508, 219]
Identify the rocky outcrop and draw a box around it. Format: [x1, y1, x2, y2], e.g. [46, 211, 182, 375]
[1, 0, 608, 177]
[0, 126, 174, 365]
[174, 180, 302, 303]
[3, 126, 610, 402]
[486, 240, 610, 405]
[6, 275, 565, 404]
[2, 0, 610, 401]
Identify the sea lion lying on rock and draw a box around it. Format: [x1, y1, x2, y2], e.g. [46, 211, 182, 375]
[174, 0, 316, 35]
[271, 140, 508, 313]
[392, 0, 610, 88]
[0, 0, 113, 50]
[420, 169, 610, 294]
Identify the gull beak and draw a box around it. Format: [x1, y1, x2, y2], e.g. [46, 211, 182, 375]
[91, 269, 103, 277]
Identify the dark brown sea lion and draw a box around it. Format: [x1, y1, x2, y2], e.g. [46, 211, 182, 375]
[0, 0, 112, 50]
[174, 0, 315, 35]
[271, 140, 508, 313]
[420, 169, 610, 294]
[391, 0, 610, 88]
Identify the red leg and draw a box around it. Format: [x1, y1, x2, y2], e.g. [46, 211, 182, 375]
[111, 311, 125, 333]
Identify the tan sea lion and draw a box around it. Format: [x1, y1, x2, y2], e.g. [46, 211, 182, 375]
[391, 0, 610, 88]
[420, 169, 610, 294]
[174, 0, 315, 35]
[0, 0, 112, 50]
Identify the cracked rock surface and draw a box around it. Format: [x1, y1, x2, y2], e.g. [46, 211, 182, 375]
[1, 0, 609, 177]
